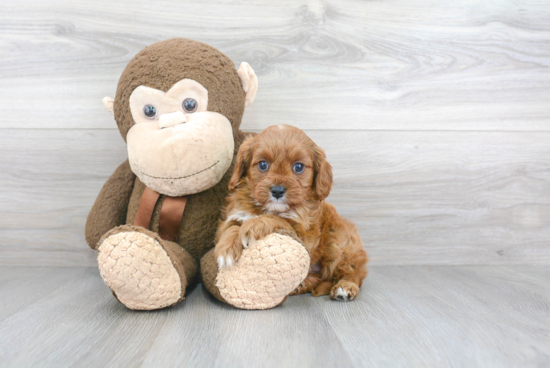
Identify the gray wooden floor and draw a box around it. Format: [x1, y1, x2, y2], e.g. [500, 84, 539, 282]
[0, 265, 548, 367]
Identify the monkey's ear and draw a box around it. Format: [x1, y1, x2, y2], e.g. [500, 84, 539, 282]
[228, 136, 254, 191]
[103, 97, 115, 117]
[312, 145, 333, 200]
[237, 62, 258, 107]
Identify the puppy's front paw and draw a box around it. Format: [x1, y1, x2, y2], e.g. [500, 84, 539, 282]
[214, 238, 243, 269]
[239, 217, 275, 249]
[330, 281, 359, 301]
[217, 254, 235, 269]
[240, 230, 255, 250]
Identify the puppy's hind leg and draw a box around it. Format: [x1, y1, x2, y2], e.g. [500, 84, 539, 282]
[330, 243, 368, 302]
[290, 273, 322, 296]
[312, 281, 333, 297]
[330, 280, 360, 301]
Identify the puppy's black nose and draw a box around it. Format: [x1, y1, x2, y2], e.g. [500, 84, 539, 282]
[270, 185, 286, 199]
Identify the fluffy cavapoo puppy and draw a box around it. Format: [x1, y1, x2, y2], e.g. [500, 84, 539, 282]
[215, 124, 368, 301]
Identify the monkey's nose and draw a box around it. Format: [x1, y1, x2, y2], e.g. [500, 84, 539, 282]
[270, 185, 286, 199]
[159, 111, 186, 128]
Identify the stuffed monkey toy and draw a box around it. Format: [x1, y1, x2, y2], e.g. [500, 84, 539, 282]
[86, 39, 309, 310]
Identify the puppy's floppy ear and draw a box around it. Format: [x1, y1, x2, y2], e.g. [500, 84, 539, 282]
[229, 136, 255, 191]
[312, 144, 333, 200]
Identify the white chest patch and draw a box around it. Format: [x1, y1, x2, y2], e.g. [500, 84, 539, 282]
[226, 210, 258, 223]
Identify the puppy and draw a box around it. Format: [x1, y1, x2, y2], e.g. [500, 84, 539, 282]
[215, 124, 368, 301]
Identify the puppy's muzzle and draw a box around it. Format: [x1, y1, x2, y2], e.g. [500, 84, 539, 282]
[270, 185, 286, 199]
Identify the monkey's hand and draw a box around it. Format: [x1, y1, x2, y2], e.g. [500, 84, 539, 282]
[239, 215, 295, 249]
[215, 225, 243, 269]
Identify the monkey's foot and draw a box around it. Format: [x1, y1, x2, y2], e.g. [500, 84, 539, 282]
[97, 226, 185, 310]
[216, 233, 310, 310]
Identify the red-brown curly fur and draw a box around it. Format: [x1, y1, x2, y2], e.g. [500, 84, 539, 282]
[214, 125, 368, 301]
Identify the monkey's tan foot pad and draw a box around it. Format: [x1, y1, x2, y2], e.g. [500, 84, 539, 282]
[97, 231, 183, 310]
[216, 233, 310, 310]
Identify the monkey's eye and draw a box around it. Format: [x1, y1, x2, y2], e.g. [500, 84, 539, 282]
[293, 162, 305, 173]
[258, 161, 269, 172]
[143, 105, 157, 119]
[183, 98, 197, 113]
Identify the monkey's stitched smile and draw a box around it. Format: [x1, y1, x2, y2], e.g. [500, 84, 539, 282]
[138, 160, 220, 180]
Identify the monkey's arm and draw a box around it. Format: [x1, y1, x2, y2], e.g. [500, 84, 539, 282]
[85, 159, 136, 249]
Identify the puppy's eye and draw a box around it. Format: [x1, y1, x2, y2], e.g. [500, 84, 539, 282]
[293, 162, 305, 173]
[143, 105, 157, 119]
[258, 161, 269, 172]
[183, 98, 197, 113]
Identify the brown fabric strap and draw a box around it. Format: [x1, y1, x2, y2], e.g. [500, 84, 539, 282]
[133, 187, 161, 229]
[159, 195, 188, 243]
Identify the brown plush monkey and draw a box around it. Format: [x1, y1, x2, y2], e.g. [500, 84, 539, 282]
[86, 38, 308, 310]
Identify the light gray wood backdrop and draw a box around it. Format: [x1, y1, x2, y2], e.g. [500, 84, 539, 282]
[1, 0, 549, 267]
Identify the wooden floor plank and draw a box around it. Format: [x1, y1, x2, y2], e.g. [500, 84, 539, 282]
[0, 268, 169, 367]
[1, 129, 549, 266]
[0, 268, 353, 368]
[0, 266, 86, 322]
[0, 0, 549, 131]
[318, 266, 550, 368]
[140, 285, 353, 368]
[0, 266, 548, 367]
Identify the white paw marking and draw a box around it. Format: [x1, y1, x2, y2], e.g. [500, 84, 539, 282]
[335, 287, 350, 301]
[225, 256, 234, 268]
[217, 255, 234, 269]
